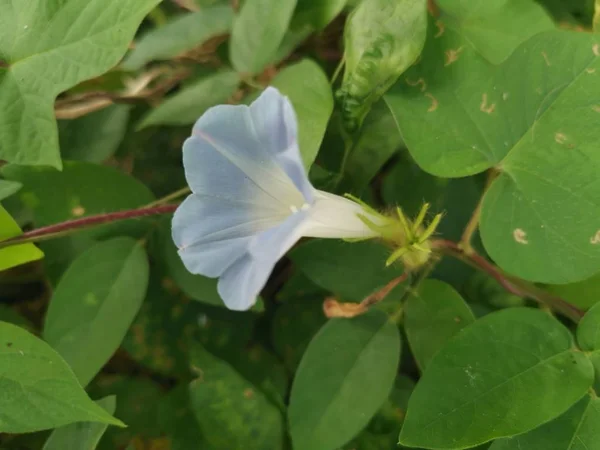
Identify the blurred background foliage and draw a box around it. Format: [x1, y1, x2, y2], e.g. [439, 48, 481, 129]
[0, 0, 599, 449]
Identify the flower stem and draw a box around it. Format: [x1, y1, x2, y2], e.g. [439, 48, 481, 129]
[459, 169, 498, 253]
[323, 273, 409, 319]
[431, 239, 585, 323]
[144, 186, 190, 208]
[0, 204, 178, 250]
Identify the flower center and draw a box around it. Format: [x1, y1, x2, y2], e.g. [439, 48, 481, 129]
[289, 203, 311, 214]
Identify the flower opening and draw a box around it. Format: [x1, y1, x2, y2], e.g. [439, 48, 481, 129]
[172, 87, 386, 310]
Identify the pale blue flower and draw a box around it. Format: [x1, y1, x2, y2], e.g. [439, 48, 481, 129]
[172, 87, 383, 310]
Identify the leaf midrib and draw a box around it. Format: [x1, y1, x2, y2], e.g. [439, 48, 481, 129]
[298, 319, 391, 441]
[414, 348, 582, 434]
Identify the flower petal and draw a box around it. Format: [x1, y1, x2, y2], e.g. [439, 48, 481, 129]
[217, 210, 308, 310]
[249, 87, 314, 202]
[172, 194, 287, 277]
[183, 97, 306, 209]
[301, 190, 382, 239]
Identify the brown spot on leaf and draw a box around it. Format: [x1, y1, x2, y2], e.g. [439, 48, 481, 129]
[555, 132, 567, 144]
[191, 364, 204, 381]
[592, 106, 600, 113]
[480, 94, 496, 114]
[586, 68, 596, 74]
[71, 206, 85, 217]
[425, 93, 439, 112]
[243, 388, 255, 399]
[444, 47, 464, 66]
[541, 51, 551, 66]
[435, 20, 445, 38]
[513, 229, 528, 244]
[405, 77, 426, 92]
[591, 231, 600, 245]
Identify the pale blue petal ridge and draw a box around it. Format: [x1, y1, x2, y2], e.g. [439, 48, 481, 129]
[217, 210, 308, 310]
[172, 87, 316, 310]
[249, 87, 313, 202]
[172, 194, 284, 277]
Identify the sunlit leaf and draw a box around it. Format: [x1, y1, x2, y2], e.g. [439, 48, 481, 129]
[270, 59, 333, 169]
[400, 308, 594, 449]
[43, 396, 117, 450]
[404, 279, 475, 370]
[0, 0, 161, 167]
[122, 5, 233, 71]
[137, 71, 241, 129]
[0, 205, 43, 272]
[289, 310, 401, 450]
[230, 0, 297, 74]
[0, 322, 123, 433]
[44, 238, 149, 386]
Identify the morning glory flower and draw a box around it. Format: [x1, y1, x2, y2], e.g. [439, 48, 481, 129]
[171, 87, 386, 311]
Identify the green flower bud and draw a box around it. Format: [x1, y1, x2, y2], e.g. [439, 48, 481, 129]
[337, 0, 428, 132]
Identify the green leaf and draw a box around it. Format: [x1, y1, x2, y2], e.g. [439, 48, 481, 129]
[43, 396, 117, 450]
[340, 99, 403, 192]
[229, 0, 297, 74]
[437, 0, 554, 63]
[157, 386, 206, 450]
[188, 345, 285, 450]
[289, 240, 401, 301]
[43, 238, 149, 387]
[2, 161, 154, 278]
[121, 5, 234, 71]
[2, 161, 154, 228]
[0, 0, 161, 167]
[0, 321, 123, 433]
[404, 279, 475, 370]
[59, 105, 130, 163]
[399, 308, 594, 449]
[137, 70, 241, 128]
[343, 375, 416, 450]
[290, 0, 347, 30]
[0, 179, 22, 201]
[577, 301, 600, 390]
[0, 205, 44, 272]
[489, 394, 600, 450]
[577, 301, 600, 351]
[270, 59, 333, 169]
[384, 21, 495, 177]
[289, 310, 401, 450]
[88, 377, 163, 449]
[338, 0, 428, 131]
[387, 29, 600, 284]
[271, 296, 327, 371]
[547, 272, 600, 309]
[122, 264, 256, 378]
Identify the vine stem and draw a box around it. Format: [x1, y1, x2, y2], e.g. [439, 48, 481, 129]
[0, 204, 178, 250]
[431, 239, 585, 323]
[323, 273, 409, 319]
[144, 186, 190, 208]
[459, 169, 498, 252]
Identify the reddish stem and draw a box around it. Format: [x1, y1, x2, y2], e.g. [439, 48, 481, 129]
[431, 239, 584, 322]
[0, 204, 178, 248]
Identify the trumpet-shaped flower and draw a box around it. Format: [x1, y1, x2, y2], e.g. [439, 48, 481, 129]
[172, 87, 385, 310]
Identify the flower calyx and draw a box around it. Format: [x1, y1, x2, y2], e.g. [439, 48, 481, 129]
[344, 195, 443, 271]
